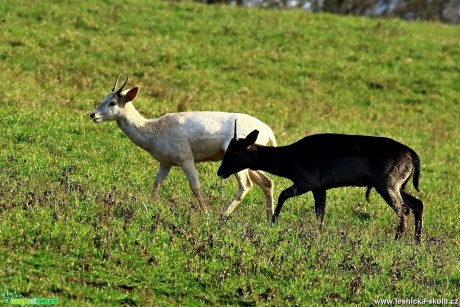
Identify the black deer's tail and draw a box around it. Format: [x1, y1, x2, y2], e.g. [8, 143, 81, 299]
[411, 150, 421, 192]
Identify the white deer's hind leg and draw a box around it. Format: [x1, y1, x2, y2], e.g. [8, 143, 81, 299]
[179, 160, 206, 210]
[249, 170, 274, 222]
[152, 163, 171, 199]
[222, 170, 253, 218]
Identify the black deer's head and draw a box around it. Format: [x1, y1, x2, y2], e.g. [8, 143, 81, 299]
[217, 120, 259, 179]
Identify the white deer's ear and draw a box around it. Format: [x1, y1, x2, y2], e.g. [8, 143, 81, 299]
[122, 87, 139, 104]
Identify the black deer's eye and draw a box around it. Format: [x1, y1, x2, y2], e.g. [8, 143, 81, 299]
[109, 101, 116, 107]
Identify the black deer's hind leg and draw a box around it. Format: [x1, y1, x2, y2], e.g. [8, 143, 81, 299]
[401, 190, 424, 244]
[375, 185, 407, 241]
[312, 189, 326, 230]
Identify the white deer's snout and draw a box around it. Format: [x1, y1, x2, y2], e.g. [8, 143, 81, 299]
[89, 111, 102, 123]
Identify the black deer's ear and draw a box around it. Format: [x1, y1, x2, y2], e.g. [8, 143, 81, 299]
[244, 130, 259, 147]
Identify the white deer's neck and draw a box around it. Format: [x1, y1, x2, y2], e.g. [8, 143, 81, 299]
[116, 102, 153, 151]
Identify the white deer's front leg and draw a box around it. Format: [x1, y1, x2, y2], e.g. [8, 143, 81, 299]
[152, 163, 171, 199]
[179, 160, 206, 210]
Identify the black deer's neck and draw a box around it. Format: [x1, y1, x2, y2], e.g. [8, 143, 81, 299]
[248, 145, 293, 179]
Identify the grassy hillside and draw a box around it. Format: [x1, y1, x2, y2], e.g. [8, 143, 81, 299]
[1, 0, 459, 305]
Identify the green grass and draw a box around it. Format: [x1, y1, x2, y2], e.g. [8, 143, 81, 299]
[1, 0, 459, 305]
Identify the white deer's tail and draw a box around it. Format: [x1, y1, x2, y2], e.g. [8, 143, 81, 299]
[267, 127, 277, 147]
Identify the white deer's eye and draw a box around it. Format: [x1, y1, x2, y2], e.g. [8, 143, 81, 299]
[109, 101, 116, 107]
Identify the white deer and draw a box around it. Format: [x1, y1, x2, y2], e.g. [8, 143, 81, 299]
[90, 76, 277, 221]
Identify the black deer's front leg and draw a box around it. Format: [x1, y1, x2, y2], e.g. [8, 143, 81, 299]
[312, 189, 326, 230]
[272, 184, 310, 223]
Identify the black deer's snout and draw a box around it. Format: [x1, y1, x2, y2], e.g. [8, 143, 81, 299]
[90, 112, 95, 119]
[217, 167, 231, 179]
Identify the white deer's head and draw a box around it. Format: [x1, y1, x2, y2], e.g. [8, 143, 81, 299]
[90, 76, 139, 123]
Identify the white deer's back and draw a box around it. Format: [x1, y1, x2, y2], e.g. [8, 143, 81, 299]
[150, 111, 274, 164]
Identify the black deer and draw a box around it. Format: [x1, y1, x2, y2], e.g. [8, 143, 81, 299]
[217, 123, 423, 244]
